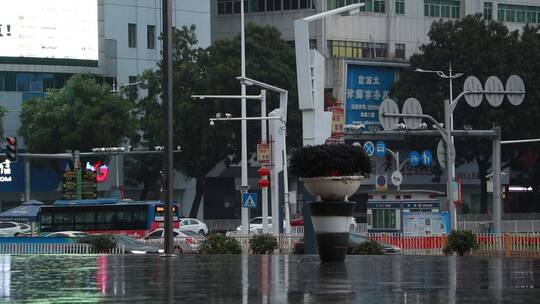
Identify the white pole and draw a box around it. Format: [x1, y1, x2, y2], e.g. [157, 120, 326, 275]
[240, 0, 249, 236]
[396, 151, 400, 192]
[445, 99, 456, 230]
[282, 122, 291, 235]
[261, 91, 269, 234]
[448, 63, 458, 229]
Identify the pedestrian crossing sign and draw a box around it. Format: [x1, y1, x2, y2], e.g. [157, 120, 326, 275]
[242, 192, 257, 208]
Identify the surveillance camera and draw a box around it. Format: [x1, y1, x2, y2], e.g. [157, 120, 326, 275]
[225, 113, 232, 118]
[210, 120, 215, 126]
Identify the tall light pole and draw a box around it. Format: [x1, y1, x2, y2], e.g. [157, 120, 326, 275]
[162, 0, 174, 255]
[414, 63, 463, 230]
[239, 0, 249, 235]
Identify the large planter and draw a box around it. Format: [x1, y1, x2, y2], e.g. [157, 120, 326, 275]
[308, 201, 355, 262]
[301, 176, 364, 201]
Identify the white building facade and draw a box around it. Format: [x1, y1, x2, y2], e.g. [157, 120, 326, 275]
[0, 0, 210, 212]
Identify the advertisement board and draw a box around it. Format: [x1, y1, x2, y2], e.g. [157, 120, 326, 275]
[402, 211, 450, 236]
[344, 64, 397, 130]
[0, 0, 98, 61]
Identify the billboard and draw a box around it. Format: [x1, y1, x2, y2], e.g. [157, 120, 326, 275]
[0, 0, 98, 61]
[403, 212, 450, 236]
[344, 64, 397, 130]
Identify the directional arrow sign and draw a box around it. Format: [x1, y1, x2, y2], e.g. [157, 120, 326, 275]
[375, 141, 386, 158]
[421, 150, 433, 166]
[242, 192, 257, 208]
[409, 151, 421, 167]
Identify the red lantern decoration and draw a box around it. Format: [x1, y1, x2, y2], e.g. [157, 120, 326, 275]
[258, 179, 270, 188]
[257, 167, 270, 177]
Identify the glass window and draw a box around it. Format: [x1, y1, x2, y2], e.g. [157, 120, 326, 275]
[147, 230, 163, 238]
[128, 23, 137, 48]
[424, 0, 460, 18]
[96, 211, 115, 230]
[74, 212, 95, 231]
[373, 0, 385, 13]
[483, 2, 492, 20]
[147, 25, 155, 49]
[395, 43, 405, 59]
[395, 0, 405, 15]
[498, 4, 540, 23]
[372, 209, 397, 229]
[251, 218, 262, 224]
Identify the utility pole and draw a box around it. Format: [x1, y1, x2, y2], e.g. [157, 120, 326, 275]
[162, 0, 174, 255]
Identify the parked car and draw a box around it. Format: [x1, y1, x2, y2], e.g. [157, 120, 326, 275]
[144, 228, 204, 253]
[45, 231, 90, 238]
[79, 234, 164, 254]
[289, 216, 359, 230]
[0, 222, 30, 236]
[293, 232, 401, 255]
[178, 218, 208, 235]
[347, 232, 401, 255]
[236, 217, 286, 232]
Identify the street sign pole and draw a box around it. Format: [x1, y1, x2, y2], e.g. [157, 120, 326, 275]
[492, 127, 502, 234]
[444, 99, 457, 231]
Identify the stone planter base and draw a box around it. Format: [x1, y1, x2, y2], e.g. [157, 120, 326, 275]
[308, 201, 355, 262]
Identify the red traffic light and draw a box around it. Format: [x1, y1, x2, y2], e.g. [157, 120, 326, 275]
[6, 137, 16, 145]
[258, 179, 270, 188]
[257, 167, 270, 177]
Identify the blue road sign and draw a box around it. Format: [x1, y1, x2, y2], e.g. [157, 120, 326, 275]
[409, 151, 421, 167]
[375, 141, 386, 158]
[421, 150, 433, 166]
[363, 141, 375, 157]
[242, 192, 257, 208]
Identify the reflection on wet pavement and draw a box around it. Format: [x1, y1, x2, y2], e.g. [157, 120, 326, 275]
[1, 254, 540, 303]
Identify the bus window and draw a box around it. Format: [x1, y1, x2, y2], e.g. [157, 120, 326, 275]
[132, 210, 146, 224]
[55, 212, 74, 231]
[116, 210, 131, 229]
[74, 212, 96, 231]
[40, 213, 53, 231]
[96, 211, 115, 230]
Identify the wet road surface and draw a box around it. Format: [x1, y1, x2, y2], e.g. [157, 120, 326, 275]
[1, 254, 540, 303]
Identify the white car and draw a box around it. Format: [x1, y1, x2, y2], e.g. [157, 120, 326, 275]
[0, 222, 30, 236]
[45, 231, 90, 238]
[178, 218, 208, 235]
[236, 217, 278, 232]
[144, 228, 205, 253]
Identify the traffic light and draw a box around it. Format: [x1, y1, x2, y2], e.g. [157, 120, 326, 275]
[5, 137, 17, 162]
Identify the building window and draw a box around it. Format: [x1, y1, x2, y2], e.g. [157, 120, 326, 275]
[373, 0, 385, 13]
[372, 209, 397, 229]
[147, 25, 155, 49]
[128, 23, 137, 48]
[395, 43, 405, 59]
[424, 0, 460, 18]
[329, 40, 387, 59]
[395, 0, 405, 15]
[483, 2, 492, 20]
[498, 4, 540, 24]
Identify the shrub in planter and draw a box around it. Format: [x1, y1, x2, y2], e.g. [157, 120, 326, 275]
[349, 241, 384, 255]
[443, 230, 478, 256]
[199, 233, 242, 254]
[79, 234, 117, 253]
[290, 144, 371, 178]
[250, 234, 279, 254]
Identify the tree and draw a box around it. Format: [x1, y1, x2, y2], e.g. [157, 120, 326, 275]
[391, 15, 540, 213]
[128, 24, 301, 218]
[19, 74, 135, 160]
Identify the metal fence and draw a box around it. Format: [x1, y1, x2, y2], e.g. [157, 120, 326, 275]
[458, 220, 540, 233]
[0, 243, 125, 255]
[230, 235, 303, 254]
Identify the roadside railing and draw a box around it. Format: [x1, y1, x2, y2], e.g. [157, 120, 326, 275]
[0, 243, 125, 255]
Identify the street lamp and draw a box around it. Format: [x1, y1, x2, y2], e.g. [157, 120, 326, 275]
[237, 76, 291, 235]
[414, 62, 463, 230]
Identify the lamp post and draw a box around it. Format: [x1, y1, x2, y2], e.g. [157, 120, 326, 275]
[161, 0, 174, 255]
[237, 76, 291, 234]
[414, 63, 463, 230]
[192, 92, 265, 236]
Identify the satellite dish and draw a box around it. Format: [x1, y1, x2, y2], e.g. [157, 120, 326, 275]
[463, 76, 483, 107]
[506, 75, 525, 106]
[402, 97, 423, 129]
[485, 76, 504, 107]
[378, 99, 400, 130]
